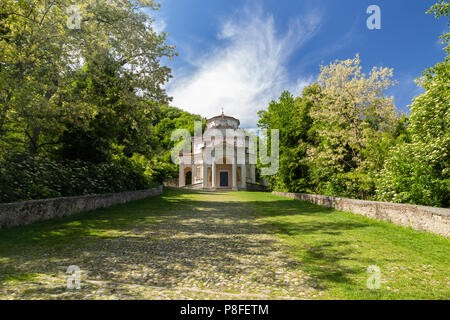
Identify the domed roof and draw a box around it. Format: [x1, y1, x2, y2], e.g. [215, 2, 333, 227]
[206, 112, 240, 129]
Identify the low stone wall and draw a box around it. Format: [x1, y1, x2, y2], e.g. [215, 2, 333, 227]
[0, 185, 163, 229]
[163, 178, 179, 187]
[246, 183, 269, 192]
[272, 192, 450, 237]
[182, 182, 203, 190]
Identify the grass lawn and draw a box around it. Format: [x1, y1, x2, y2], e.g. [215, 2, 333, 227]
[241, 192, 450, 299]
[0, 188, 448, 299]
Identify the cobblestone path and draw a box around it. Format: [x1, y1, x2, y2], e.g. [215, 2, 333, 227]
[0, 189, 319, 299]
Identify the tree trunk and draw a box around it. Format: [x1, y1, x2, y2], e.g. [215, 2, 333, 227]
[0, 92, 12, 136]
[28, 127, 40, 154]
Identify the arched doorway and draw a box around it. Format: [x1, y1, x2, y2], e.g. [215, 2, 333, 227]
[185, 170, 192, 185]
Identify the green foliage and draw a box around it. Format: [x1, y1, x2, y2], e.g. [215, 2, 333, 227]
[375, 2, 450, 207]
[258, 4, 448, 208]
[147, 105, 203, 178]
[0, 0, 175, 154]
[0, 1, 201, 202]
[257, 51, 447, 207]
[56, 53, 156, 162]
[257, 86, 318, 192]
[150, 105, 204, 153]
[258, 59, 402, 201]
[376, 59, 450, 207]
[427, 0, 450, 53]
[0, 152, 156, 203]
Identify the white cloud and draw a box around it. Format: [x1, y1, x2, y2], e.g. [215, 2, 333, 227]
[152, 18, 166, 35]
[167, 5, 321, 128]
[142, 7, 166, 35]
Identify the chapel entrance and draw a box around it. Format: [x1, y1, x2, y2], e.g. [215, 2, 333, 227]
[220, 172, 229, 187]
[185, 170, 192, 185]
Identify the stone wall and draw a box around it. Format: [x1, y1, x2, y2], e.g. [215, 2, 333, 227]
[163, 178, 179, 187]
[246, 183, 269, 192]
[0, 185, 163, 229]
[272, 192, 450, 237]
[182, 182, 203, 190]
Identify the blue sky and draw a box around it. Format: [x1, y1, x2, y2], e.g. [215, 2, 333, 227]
[149, 0, 448, 128]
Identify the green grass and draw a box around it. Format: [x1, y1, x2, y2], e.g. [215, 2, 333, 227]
[0, 188, 448, 299]
[240, 191, 450, 299]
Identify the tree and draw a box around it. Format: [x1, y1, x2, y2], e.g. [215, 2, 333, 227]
[376, 61, 449, 207]
[427, 0, 450, 54]
[56, 53, 156, 162]
[148, 105, 204, 179]
[0, 0, 175, 154]
[308, 55, 399, 198]
[257, 85, 319, 192]
[376, 1, 449, 207]
[0, 1, 208, 197]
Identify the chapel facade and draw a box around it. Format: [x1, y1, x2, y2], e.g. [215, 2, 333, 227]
[178, 113, 256, 190]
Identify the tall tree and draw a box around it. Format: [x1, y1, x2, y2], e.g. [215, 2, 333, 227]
[308, 55, 399, 198]
[0, 0, 175, 154]
[257, 85, 319, 192]
[376, 1, 449, 207]
[57, 53, 157, 162]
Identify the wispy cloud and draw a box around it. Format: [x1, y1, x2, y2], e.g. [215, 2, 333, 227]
[143, 7, 167, 35]
[152, 18, 167, 35]
[167, 4, 322, 128]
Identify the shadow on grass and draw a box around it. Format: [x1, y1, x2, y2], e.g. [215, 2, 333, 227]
[244, 196, 379, 290]
[1, 188, 444, 298]
[0, 188, 302, 297]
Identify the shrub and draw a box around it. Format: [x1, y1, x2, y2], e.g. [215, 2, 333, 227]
[0, 152, 157, 203]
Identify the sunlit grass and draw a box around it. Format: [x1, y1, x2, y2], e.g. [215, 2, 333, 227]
[0, 188, 448, 299]
[239, 191, 450, 299]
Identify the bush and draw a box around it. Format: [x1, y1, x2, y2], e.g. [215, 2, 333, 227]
[376, 141, 450, 207]
[0, 152, 157, 203]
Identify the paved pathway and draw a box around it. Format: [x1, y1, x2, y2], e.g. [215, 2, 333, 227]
[1, 190, 320, 299]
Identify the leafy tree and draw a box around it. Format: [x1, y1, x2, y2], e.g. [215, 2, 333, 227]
[376, 1, 449, 207]
[376, 61, 449, 207]
[0, 0, 175, 154]
[257, 85, 319, 192]
[148, 105, 204, 179]
[308, 54, 399, 198]
[427, 0, 450, 54]
[56, 53, 156, 162]
[0, 1, 194, 198]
